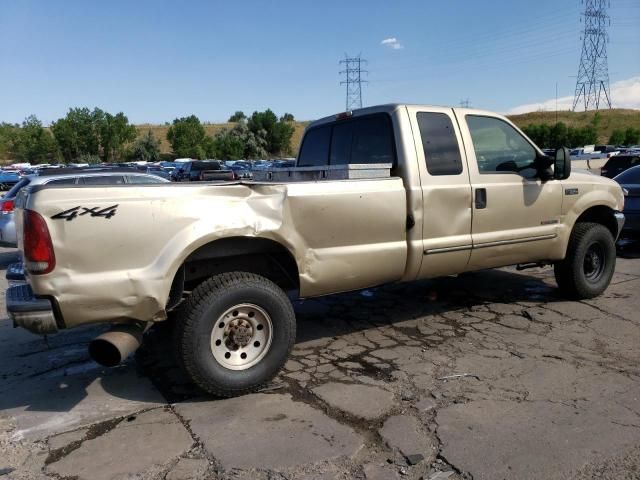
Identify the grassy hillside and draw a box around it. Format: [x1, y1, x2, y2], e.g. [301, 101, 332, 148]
[509, 109, 640, 145]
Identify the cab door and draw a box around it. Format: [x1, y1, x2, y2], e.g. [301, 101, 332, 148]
[406, 106, 473, 279]
[455, 112, 563, 270]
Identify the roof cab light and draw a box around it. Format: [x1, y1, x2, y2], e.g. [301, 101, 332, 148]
[1, 199, 14, 214]
[335, 111, 353, 121]
[23, 209, 56, 274]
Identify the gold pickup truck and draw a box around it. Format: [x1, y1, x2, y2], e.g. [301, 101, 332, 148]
[7, 104, 625, 397]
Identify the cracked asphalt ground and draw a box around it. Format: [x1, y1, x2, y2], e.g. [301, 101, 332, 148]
[1, 243, 640, 480]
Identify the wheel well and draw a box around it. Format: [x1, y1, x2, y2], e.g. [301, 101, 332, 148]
[574, 205, 617, 238]
[177, 237, 300, 294]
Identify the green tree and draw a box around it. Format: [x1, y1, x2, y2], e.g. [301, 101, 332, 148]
[166, 115, 208, 158]
[549, 122, 568, 149]
[12, 115, 58, 163]
[624, 127, 640, 146]
[98, 112, 137, 162]
[228, 111, 246, 122]
[51, 107, 101, 161]
[0, 123, 18, 160]
[280, 113, 295, 122]
[131, 130, 161, 162]
[214, 122, 268, 160]
[608, 129, 626, 145]
[247, 109, 295, 155]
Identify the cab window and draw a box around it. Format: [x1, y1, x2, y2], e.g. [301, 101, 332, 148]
[297, 125, 331, 167]
[466, 115, 536, 176]
[297, 114, 395, 167]
[331, 114, 395, 165]
[417, 112, 463, 175]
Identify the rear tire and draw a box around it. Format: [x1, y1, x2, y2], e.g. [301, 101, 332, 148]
[554, 222, 616, 299]
[175, 272, 296, 397]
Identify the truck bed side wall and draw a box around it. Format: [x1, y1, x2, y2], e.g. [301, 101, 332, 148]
[23, 180, 407, 327]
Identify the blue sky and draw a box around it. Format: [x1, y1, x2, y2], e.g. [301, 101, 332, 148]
[1, 0, 638, 124]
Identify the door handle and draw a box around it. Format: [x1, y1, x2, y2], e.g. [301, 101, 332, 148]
[475, 188, 487, 209]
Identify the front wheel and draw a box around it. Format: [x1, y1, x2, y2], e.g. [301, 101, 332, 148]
[175, 272, 296, 397]
[554, 222, 616, 299]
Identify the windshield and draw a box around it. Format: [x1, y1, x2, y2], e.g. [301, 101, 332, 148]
[605, 156, 638, 168]
[191, 162, 221, 171]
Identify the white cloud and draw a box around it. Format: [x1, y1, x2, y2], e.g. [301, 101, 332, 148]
[508, 76, 640, 114]
[381, 37, 403, 50]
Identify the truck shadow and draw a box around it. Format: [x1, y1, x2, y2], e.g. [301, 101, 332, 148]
[0, 261, 631, 419]
[136, 266, 571, 402]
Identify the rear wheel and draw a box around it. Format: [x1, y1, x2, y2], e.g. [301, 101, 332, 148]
[554, 222, 616, 299]
[175, 272, 295, 397]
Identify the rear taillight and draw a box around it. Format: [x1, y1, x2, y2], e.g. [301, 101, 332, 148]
[1, 199, 14, 214]
[23, 209, 55, 275]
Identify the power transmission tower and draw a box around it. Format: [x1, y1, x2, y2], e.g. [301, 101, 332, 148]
[339, 55, 368, 111]
[459, 99, 471, 108]
[572, 0, 612, 111]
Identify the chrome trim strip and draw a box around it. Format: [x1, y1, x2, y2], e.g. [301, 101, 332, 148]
[614, 211, 625, 240]
[425, 245, 473, 254]
[473, 234, 557, 249]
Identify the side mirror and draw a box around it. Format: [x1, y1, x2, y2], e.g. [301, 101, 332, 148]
[554, 147, 571, 180]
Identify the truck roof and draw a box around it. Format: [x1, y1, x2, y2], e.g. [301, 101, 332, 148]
[307, 103, 508, 130]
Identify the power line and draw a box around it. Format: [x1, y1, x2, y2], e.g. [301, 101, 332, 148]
[459, 99, 471, 108]
[339, 55, 368, 111]
[572, 0, 612, 111]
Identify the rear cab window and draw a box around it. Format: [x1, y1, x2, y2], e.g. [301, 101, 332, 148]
[297, 113, 396, 167]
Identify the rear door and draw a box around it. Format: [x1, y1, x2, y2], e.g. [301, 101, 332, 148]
[456, 112, 563, 269]
[405, 106, 473, 278]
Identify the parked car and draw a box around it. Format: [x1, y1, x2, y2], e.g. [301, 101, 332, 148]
[171, 160, 234, 182]
[228, 163, 252, 179]
[0, 169, 168, 247]
[614, 165, 640, 237]
[595, 145, 620, 155]
[146, 166, 172, 180]
[6, 104, 625, 398]
[601, 155, 640, 179]
[0, 170, 21, 190]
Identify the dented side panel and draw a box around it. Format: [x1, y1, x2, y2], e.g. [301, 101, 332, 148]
[23, 179, 407, 328]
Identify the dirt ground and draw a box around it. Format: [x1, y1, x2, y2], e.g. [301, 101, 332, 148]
[1, 242, 640, 480]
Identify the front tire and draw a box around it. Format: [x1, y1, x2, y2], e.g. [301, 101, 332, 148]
[175, 272, 296, 397]
[554, 222, 616, 299]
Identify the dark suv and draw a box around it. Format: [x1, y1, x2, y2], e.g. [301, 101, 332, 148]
[601, 155, 640, 179]
[171, 161, 234, 182]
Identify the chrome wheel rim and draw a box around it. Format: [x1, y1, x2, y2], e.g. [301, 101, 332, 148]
[210, 303, 273, 370]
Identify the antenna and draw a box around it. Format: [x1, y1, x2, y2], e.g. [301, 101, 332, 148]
[339, 55, 368, 111]
[572, 0, 612, 111]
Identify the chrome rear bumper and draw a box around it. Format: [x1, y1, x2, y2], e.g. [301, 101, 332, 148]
[6, 284, 58, 334]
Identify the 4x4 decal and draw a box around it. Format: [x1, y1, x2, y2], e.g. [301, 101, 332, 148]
[51, 205, 118, 221]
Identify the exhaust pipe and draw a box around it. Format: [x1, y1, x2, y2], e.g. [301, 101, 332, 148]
[89, 323, 148, 367]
